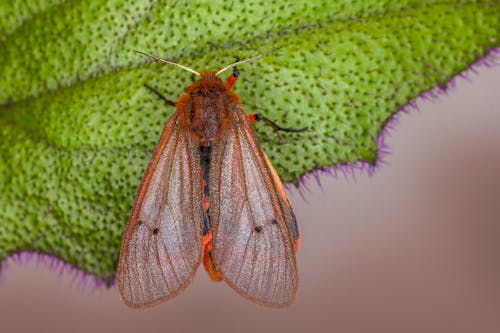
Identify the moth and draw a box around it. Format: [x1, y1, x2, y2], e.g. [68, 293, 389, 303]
[117, 48, 304, 308]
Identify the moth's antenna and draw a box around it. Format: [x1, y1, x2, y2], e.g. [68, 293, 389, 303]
[132, 49, 201, 77]
[215, 46, 283, 76]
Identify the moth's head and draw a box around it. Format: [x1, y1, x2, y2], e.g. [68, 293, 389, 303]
[199, 71, 222, 81]
[186, 71, 227, 95]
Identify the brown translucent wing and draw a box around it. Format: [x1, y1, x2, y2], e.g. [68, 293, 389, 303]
[262, 150, 300, 251]
[117, 113, 204, 308]
[209, 109, 298, 307]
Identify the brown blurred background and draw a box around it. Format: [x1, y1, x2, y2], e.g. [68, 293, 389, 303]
[0, 63, 499, 333]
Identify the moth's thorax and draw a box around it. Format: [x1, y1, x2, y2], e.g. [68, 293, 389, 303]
[176, 71, 242, 146]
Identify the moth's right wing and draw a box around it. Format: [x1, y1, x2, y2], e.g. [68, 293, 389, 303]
[261, 150, 300, 251]
[209, 110, 299, 307]
[117, 114, 204, 308]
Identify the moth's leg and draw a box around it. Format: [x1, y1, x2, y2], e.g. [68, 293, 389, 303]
[226, 67, 239, 90]
[233, 65, 306, 132]
[247, 113, 308, 133]
[144, 84, 176, 107]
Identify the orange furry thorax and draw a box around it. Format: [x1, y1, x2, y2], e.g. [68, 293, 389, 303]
[175, 71, 242, 146]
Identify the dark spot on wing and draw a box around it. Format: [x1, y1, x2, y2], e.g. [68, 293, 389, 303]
[153, 228, 159, 235]
[254, 226, 263, 233]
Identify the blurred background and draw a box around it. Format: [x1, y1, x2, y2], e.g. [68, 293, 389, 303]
[0, 63, 499, 333]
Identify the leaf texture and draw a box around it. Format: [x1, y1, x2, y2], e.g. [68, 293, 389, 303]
[0, 0, 499, 282]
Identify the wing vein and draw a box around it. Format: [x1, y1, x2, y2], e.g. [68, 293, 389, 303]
[164, 204, 185, 286]
[155, 237, 170, 293]
[133, 232, 146, 301]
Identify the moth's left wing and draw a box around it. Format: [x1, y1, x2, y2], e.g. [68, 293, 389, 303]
[117, 115, 204, 308]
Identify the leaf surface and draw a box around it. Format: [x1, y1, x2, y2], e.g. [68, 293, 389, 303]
[1, 1, 499, 282]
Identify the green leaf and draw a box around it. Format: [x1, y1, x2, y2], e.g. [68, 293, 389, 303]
[1, 1, 499, 283]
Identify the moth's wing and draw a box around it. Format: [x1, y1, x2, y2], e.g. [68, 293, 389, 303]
[261, 150, 300, 251]
[117, 114, 204, 308]
[209, 109, 299, 307]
